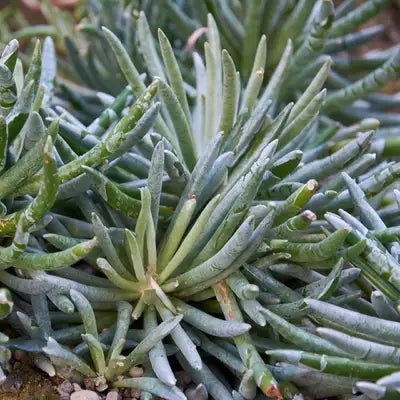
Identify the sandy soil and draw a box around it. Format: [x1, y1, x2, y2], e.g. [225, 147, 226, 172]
[0, 361, 60, 399]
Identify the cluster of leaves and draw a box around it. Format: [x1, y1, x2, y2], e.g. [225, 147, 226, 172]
[0, 1, 399, 399]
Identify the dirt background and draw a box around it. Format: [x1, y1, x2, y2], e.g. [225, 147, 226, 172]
[0, 363, 60, 400]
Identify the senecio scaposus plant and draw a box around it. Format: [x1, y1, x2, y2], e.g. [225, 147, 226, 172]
[0, 1, 398, 399]
[6, 0, 400, 131]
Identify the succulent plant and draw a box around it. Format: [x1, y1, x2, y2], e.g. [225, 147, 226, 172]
[0, 1, 399, 400]
[5, 0, 400, 130]
[3, 0, 400, 129]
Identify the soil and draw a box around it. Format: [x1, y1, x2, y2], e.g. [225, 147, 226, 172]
[0, 361, 60, 400]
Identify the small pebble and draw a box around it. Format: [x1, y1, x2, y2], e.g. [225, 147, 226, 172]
[59, 381, 74, 395]
[128, 366, 144, 378]
[13, 350, 25, 361]
[175, 370, 191, 390]
[106, 391, 119, 400]
[1, 375, 22, 392]
[96, 383, 108, 392]
[73, 383, 82, 392]
[12, 361, 21, 370]
[185, 383, 208, 400]
[130, 388, 141, 399]
[71, 389, 99, 400]
[84, 378, 95, 391]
